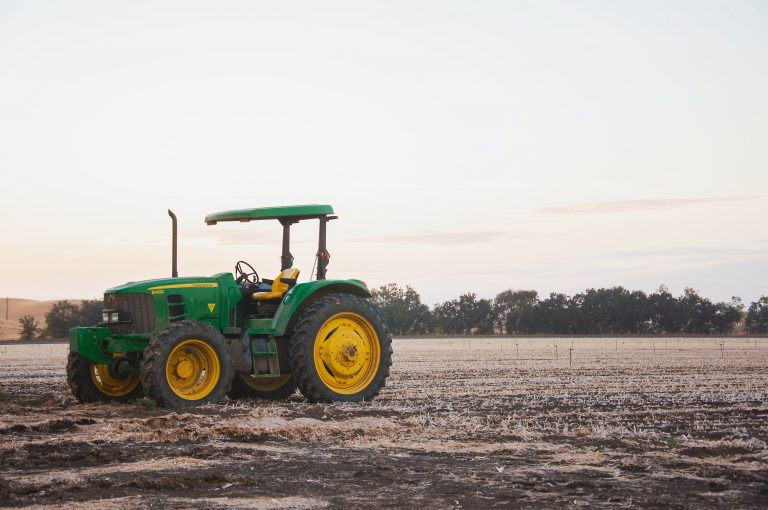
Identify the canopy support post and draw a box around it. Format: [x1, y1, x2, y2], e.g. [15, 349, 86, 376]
[280, 220, 294, 270]
[317, 216, 329, 280]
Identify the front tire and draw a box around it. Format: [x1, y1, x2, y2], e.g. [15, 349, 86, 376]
[289, 293, 392, 403]
[66, 352, 142, 403]
[140, 321, 234, 408]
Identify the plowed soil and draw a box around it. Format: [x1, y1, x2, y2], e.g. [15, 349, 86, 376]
[1, 338, 767, 508]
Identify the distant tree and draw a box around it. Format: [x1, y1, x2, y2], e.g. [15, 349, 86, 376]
[678, 288, 715, 334]
[45, 301, 80, 338]
[45, 299, 104, 338]
[466, 295, 494, 334]
[674, 289, 742, 334]
[575, 287, 650, 334]
[370, 283, 432, 335]
[433, 293, 494, 334]
[648, 285, 684, 333]
[710, 297, 744, 334]
[18, 315, 39, 340]
[746, 296, 768, 333]
[493, 290, 539, 334]
[77, 299, 104, 327]
[432, 299, 458, 334]
[537, 293, 574, 334]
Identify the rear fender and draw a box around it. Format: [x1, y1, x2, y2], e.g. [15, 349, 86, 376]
[271, 280, 371, 337]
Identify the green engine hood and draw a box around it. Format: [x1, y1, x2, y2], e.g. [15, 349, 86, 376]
[106, 273, 232, 295]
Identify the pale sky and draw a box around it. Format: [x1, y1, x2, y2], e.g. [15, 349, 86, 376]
[1, 1, 767, 306]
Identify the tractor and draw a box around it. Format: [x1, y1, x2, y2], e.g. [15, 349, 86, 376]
[67, 205, 392, 408]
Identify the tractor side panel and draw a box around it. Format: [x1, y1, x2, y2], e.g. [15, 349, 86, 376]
[72, 274, 242, 365]
[270, 280, 371, 337]
[69, 327, 113, 364]
[134, 273, 239, 332]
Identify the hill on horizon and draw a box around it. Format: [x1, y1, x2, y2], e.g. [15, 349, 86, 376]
[0, 298, 84, 340]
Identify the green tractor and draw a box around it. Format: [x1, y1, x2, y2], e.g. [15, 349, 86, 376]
[67, 205, 392, 408]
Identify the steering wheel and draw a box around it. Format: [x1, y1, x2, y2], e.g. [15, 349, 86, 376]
[235, 260, 259, 285]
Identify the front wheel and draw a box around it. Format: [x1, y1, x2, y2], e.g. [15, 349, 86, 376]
[140, 321, 234, 408]
[289, 293, 392, 403]
[66, 352, 143, 403]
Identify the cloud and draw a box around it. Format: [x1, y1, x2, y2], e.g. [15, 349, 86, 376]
[361, 231, 540, 246]
[535, 196, 759, 214]
[606, 245, 762, 259]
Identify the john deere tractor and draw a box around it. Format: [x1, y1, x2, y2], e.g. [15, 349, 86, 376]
[67, 205, 392, 408]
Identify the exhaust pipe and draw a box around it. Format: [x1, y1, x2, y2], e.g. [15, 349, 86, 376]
[168, 210, 178, 278]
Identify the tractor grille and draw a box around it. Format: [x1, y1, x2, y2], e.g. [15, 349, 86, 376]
[104, 293, 156, 334]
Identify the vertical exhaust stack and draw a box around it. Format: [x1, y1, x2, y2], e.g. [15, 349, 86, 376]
[168, 210, 178, 278]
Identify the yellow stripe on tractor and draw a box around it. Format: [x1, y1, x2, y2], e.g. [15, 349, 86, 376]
[148, 283, 219, 291]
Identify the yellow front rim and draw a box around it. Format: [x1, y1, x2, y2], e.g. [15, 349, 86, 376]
[238, 373, 292, 392]
[313, 312, 381, 395]
[90, 363, 139, 397]
[166, 339, 221, 400]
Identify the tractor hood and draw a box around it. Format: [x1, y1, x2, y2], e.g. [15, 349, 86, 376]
[105, 273, 234, 295]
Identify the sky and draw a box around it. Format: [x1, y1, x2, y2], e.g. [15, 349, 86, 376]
[0, 0, 767, 306]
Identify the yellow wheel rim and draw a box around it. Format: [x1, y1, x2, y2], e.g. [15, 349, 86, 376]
[90, 363, 139, 398]
[313, 312, 381, 395]
[166, 339, 221, 400]
[238, 373, 292, 392]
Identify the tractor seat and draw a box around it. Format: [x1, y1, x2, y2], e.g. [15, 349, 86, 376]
[252, 268, 300, 301]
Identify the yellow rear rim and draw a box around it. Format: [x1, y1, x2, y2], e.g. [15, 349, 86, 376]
[313, 312, 381, 395]
[166, 339, 221, 400]
[238, 373, 292, 392]
[90, 363, 139, 397]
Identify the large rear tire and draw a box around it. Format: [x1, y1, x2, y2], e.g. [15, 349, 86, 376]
[140, 321, 234, 408]
[228, 372, 298, 400]
[66, 352, 142, 403]
[289, 293, 392, 403]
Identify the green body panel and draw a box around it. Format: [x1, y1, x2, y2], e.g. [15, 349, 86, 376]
[205, 204, 334, 224]
[267, 279, 371, 337]
[247, 318, 273, 335]
[106, 272, 241, 333]
[69, 272, 370, 366]
[69, 327, 113, 364]
[70, 272, 243, 363]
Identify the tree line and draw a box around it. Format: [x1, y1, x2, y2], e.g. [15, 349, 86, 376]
[15, 287, 768, 339]
[370, 283, 768, 336]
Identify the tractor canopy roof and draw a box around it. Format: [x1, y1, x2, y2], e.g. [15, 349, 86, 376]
[205, 204, 334, 225]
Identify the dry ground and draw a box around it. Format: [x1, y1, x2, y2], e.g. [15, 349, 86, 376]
[1, 337, 767, 509]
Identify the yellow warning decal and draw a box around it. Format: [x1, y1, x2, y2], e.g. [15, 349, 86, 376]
[208, 303, 216, 312]
[147, 282, 218, 291]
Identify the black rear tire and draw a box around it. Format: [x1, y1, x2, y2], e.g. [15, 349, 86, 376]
[289, 293, 392, 403]
[140, 320, 234, 408]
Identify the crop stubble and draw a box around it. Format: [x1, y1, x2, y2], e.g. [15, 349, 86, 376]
[0, 337, 766, 508]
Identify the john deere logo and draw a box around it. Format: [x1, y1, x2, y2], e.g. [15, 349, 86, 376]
[207, 303, 216, 312]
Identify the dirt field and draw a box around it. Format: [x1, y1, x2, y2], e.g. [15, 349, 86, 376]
[1, 337, 767, 508]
